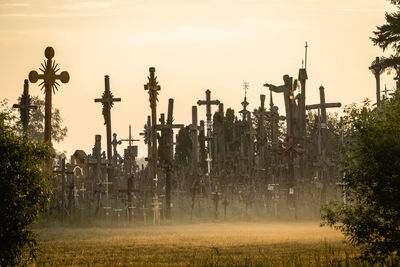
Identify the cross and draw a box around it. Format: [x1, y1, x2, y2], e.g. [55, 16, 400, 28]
[197, 89, 220, 168]
[152, 194, 162, 225]
[239, 85, 250, 122]
[189, 106, 202, 169]
[95, 75, 121, 166]
[144, 67, 161, 193]
[100, 173, 113, 200]
[305, 86, 341, 125]
[120, 125, 140, 147]
[12, 79, 37, 134]
[111, 133, 122, 160]
[205, 152, 212, 175]
[80, 183, 87, 200]
[53, 157, 74, 223]
[119, 177, 140, 224]
[304, 41, 308, 70]
[141, 205, 148, 225]
[120, 124, 140, 176]
[29, 47, 69, 171]
[369, 56, 385, 108]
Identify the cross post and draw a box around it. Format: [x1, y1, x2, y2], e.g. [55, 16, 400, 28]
[197, 89, 220, 169]
[29, 47, 69, 171]
[12, 79, 37, 134]
[53, 157, 74, 223]
[119, 178, 140, 224]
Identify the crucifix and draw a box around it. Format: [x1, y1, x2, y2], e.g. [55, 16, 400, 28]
[119, 177, 140, 224]
[53, 157, 74, 223]
[111, 133, 122, 163]
[12, 79, 37, 134]
[144, 67, 161, 196]
[369, 56, 385, 108]
[197, 89, 220, 169]
[94, 75, 121, 169]
[29, 47, 69, 171]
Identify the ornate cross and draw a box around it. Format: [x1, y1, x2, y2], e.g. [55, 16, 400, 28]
[29, 47, 69, 145]
[12, 79, 37, 134]
[144, 67, 161, 193]
[94, 75, 121, 164]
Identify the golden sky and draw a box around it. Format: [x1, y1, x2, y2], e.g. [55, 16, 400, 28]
[0, 0, 397, 158]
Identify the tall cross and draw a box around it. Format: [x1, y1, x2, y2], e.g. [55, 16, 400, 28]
[189, 106, 201, 169]
[144, 67, 161, 196]
[121, 125, 140, 177]
[94, 75, 121, 165]
[29, 47, 69, 171]
[369, 56, 385, 108]
[119, 178, 140, 224]
[157, 98, 184, 219]
[12, 79, 37, 134]
[29, 47, 69, 145]
[305, 86, 341, 125]
[197, 89, 220, 167]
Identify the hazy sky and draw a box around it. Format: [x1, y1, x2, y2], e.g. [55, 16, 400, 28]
[0, 0, 397, 158]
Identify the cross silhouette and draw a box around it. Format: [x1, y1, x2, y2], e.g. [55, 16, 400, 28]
[12, 79, 37, 133]
[119, 178, 140, 224]
[95, 75, 121, 163]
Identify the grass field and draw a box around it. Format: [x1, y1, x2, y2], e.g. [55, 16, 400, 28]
[32, 222, 398, 266]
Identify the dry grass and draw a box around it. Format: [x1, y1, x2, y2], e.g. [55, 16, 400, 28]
[31, 222, 397, 266]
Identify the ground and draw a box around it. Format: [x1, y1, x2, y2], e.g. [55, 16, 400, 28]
[32, 222, 396, 266]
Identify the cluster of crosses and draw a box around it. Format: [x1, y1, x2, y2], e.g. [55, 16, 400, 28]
[11, 45, 391, 224]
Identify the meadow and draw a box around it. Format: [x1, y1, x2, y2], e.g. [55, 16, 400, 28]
[33, 222, 399, 266]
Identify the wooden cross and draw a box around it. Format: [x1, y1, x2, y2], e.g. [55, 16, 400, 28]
[152, 194, 162, 225]
[80, 183, 87, 200]
[197, 89, 220, 168]
[29, 47, 69, 145]
[53, 157, 74, 223]
[119, 178, 140, 224]
[12, 79, 37, 134]
[29, 47, 69, 172]
[94, 75, 121, 165]
[120, 125, 140, 176]
[306, 86, 341, 124]
[369, 56, 385, 108]
[189, 106, 202, 169]
[141, 205, 148, 225]
[144, 67, 161, 193]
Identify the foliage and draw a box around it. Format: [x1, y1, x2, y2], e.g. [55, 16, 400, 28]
[1, 96, 67, 143]
[321, 92, 400, 262]
[0, 116, 51, 266]
[175, 126, 192, 166]
[371, 0, 400, 83]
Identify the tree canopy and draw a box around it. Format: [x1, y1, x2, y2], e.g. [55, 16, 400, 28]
[0, 115, 51, 266]
[321, 92, 400, 261]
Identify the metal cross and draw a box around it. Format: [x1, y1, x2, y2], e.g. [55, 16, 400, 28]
[12, 79, 37, 134]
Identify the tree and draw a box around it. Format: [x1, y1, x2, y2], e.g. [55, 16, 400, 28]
[371, 0, 400, 85]
[0, 113, 51, 266]
[1, 96, 67, 143]
[321, 92, 400, 262]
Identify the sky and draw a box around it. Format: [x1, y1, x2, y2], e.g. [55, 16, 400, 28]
[0, 0, 397, 158]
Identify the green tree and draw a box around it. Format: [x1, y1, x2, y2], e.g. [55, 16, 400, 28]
[1, 96, 67, 143]
[0, 113, 51, 266]
[321, 92, 400, 262]
[371, 0, 400, 84]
